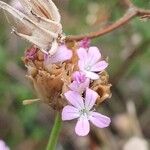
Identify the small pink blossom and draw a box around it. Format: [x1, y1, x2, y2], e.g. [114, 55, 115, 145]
[25, 47, 37, 60]
[79, 38, 91, 49]
[77, 46, 108, 80]
[69, 71, 90, 93]
[0, 140, 10, 150]
[62, 89, 111, 136]
[44, 45, 72, 64]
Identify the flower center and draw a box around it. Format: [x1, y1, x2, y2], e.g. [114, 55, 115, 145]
[79, 108, 89, 117]
[85, 65, 91, 71]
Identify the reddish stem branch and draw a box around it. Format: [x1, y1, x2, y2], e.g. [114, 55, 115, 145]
[66, 1, 150, 42]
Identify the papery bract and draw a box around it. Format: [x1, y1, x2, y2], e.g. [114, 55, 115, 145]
[0, 0, 62, 55]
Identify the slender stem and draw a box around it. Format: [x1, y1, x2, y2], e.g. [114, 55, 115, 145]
[66, 8, 137, 41]
[66, 0, 150, 41]
[46, 112, 62, 150]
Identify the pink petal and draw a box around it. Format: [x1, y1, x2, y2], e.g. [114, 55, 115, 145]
[72, 71, 86, 83]
[91, 61, 108, 72]
[79, 78, 90, 92]
[64, 91, 84, 109]
[78, 60, 85, 71]
[69, 81, 79, 91]
[77, 48, 88, 60]
[69, 78, 90, 93]
[47, 45, 72, 63]
[75, 117, 90, 136]
[89, 112, 111, 128]
[87, 47, 101, 66]
[62, 105, 79, 121]
[85, 89, 98, 110]
[79, 38, 91, 48]
[0, 140, 9, 150]
[84, 71, 99, 80]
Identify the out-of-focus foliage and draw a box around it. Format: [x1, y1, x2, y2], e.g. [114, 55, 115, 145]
[0, 0, 150, 150]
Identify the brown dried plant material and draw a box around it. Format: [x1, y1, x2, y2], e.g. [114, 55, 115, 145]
[91, 71, 112, 105]
[0, 0, 63, 55]
[22, 46, 72, 110]
[0, 0, 112, 111]
[22, 42, 111, 110]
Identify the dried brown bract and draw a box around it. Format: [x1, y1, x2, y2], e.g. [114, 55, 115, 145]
[91, 71, 112, 105]
[22, 42, 111, 110]
[22, 46, 73, 110]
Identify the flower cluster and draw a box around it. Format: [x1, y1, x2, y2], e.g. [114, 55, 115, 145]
[23, 38, 111, 136]
[61, 40, 110, 136]
[6, 0, 111, 137]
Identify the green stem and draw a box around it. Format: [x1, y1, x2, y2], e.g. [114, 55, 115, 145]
[46, 112, 62, 150]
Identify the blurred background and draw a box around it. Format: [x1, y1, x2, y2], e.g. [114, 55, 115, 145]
[0, 0, 150, 150]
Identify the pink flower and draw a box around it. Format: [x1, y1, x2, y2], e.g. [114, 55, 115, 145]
[44, 45, 72, 64]
[79, 38, 91, 49]
[62, 88, 111, 136]
[69, 71, 90, 93]
[77, 47, 108, 80]
[25, 47, 37, 61]
[0, 140, 10, 150]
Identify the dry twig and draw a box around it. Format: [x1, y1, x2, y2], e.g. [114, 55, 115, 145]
[66, 0, 150, 42]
